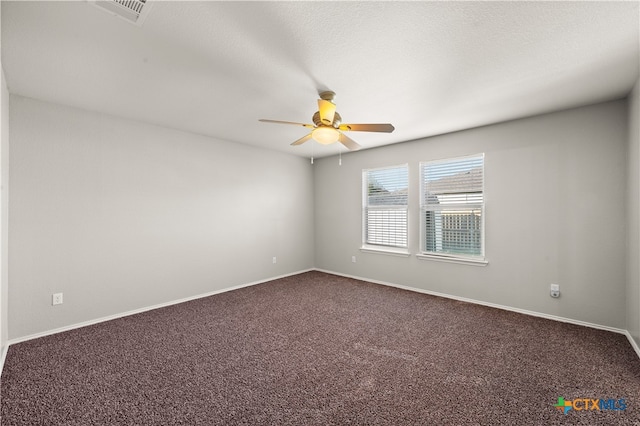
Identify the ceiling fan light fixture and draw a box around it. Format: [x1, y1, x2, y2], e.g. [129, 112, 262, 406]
[312, 127, 340, 145]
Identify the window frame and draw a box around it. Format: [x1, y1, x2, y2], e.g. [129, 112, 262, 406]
[361, 164, 410, 256]
[418, 154, 487, 266]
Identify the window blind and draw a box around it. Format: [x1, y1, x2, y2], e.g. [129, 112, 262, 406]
[421, 155, 484, 257]
[363, 165, 409, 248]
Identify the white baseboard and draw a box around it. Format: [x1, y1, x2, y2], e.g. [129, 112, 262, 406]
[625, 331, 640, 359]
[0, 344, 7, 377]
[6, 268, 314, 347]
[315, 269, 636, 347]
[3, 267, 639, 378]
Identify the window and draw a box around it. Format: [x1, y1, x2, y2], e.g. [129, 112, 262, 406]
[420, 154, 484, 261]
[362, 165, 409, 250]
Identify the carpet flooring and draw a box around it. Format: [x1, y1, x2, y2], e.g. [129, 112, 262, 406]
[1, 271, 639, 425]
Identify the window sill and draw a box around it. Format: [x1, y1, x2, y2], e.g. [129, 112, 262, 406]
[416, 253, 488, 266]
[360, 246, 411, 258]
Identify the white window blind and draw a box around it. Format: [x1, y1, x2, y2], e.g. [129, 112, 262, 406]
[363, 165, 408, 248]
[420, 154, 484, 258]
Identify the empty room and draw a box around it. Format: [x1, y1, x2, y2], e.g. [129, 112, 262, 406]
[1, 1, 639, 424]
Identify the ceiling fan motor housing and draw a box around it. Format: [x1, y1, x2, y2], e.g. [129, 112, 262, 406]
[312, 111, 341, 128]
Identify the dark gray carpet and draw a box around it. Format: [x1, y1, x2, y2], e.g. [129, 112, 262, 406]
[1, 271, 639, 425]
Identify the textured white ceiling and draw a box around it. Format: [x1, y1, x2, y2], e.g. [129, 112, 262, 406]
[2, 1, 639, 158]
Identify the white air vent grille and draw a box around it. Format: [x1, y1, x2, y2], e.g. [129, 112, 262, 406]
[92, 0, 153, 27]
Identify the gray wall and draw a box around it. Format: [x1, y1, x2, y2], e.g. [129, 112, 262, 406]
[5, 93, 637, 342]
[8, 95, 315, 340]
[0, 2, 6, 354]
[1, 68, 8, 352]
[628, 78, 640, 347]
[315, 100, 628, 329]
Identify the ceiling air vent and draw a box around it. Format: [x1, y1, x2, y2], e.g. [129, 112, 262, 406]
[91, 0, 153, 27]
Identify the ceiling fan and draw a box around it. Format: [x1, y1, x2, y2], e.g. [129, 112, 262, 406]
[259, 91, 395, 151]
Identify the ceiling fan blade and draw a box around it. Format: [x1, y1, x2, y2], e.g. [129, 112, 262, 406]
[317, 99, 336, 126]
[339, 123, 395, 133]
[338, 132, 362, 151]
[291, 133, 313, 146]
[259, 119, 315, 129]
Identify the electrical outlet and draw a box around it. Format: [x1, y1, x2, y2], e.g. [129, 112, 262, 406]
[352, 256, 356, 263]
[550, 284, 560, 298]
[272, 257, 277, 264]
[52, 293, 63, 305]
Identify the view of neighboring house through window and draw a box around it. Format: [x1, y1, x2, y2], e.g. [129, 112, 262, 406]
[420, 154, 484, 259]
[362, 164, 409, 249]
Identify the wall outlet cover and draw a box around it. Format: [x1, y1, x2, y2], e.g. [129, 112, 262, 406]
[52, 293, 63, 305]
